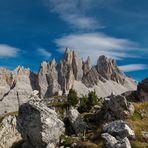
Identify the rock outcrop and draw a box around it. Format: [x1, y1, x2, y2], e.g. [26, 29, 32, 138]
[0, 66, 39, 115]
[96, 55, 125, 84]
[102, 133, 131, 148]
[137, 78, 148, 102]
[98, 94, 134, 121]
[66, 106, 86, 135]
[17, 91, 65, 148]
[0, 115, 22, 148]
[103, 120, 135, 139]
[102, 120, 135, 148]
[38, 60, 61, 97]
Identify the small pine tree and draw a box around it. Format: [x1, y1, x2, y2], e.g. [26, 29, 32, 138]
[67, 89, 78, 107]
[78, 96, 88, 113]
[87, 90, 98, 107]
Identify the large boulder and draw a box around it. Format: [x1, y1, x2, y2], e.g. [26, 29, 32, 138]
[0, 115, 22, 148]
[137, 78, 148, 102]
[17, 91, 65, 148]
[99, 95, 134, 121]
[103, 120, 135, 139]
[66, 106, 86, 135]
[102, 133, 131, 148]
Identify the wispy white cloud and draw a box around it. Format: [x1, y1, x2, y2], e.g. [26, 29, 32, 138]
[46, 0, 103, 29]
[119, 64, 148, 72]
[55, 33, 139, 64]
[0, 44, 19, 57]
[38, 48, 51, 58]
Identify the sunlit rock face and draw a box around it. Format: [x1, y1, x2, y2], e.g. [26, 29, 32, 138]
[0, 66, 39, 115]
[0, 115, 22, 148]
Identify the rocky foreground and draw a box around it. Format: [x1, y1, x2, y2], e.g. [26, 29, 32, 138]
[0, 78, 147, 148]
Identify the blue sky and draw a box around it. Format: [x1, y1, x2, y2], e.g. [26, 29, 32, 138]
[0, 0, 147, 81]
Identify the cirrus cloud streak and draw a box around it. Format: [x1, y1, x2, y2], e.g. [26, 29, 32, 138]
[0, 44, 20, 58]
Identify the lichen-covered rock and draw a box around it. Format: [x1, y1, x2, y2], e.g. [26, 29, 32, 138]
[17, 92, 65, 148]
[101, 133, 118, 148]
[103, 120, 135, 139]
[0, 115, 22, 148]
[102, 133, 131, 148]
[100, 94, 134, 121]
[66, 106, 86, 135]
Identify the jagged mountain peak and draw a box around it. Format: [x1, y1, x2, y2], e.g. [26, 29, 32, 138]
[0, 48, 137, 115]
[38, 48, 136, 97]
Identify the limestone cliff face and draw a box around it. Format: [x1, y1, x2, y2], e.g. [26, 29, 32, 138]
[38, 49, 136, 98]
[0, 115, 22, 148]
[96, 55, 125, 84]
[38, 60, 60, 97]
[0, 66, 39, 115]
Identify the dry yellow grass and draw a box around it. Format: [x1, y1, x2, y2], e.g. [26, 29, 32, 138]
[127, 102, 148, 147]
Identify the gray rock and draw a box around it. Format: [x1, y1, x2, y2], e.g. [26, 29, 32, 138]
[38, 60, 61, 97]
[96, 55, 125, 84]
[0, 66, 39, 115]
[0, 115, 22, 148]
[82, 67, 101, 87]
[17, 92, 65, 148]
[142, 131, 148, 139]
[103, 120, 135, 139]
[72, 51, 83, 81]
[102, 133, 118, 148]
[101, 95, 134, 121]
[82, 56, 91, 76]
[66, 106, 86, 135]
[101, 133, 131, 148]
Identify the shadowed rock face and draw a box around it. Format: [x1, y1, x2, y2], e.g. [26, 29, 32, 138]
[95, 94, 135, 122]
[96, 55, 125, 84]
[137, 78, 148, 101]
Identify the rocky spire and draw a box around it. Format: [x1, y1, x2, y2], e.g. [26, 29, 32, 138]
[83, 56, 92, 76]
[96, 55, 125, 84]
[38, 60, 60, 97]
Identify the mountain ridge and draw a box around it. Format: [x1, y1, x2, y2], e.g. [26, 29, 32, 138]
[0, 48, 137, 115]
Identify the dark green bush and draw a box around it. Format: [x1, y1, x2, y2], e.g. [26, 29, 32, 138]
[78, 96, 89, 113]
[78, 90, 98, 113]
[87, 90, 98, 107]
[67, 89, 78, 107]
